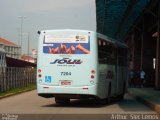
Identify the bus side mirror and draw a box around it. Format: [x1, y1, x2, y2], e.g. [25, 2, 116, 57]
[37, 31, 41, 34]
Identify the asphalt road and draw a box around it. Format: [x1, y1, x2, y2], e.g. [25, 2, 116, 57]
[0, 90, 158, 120]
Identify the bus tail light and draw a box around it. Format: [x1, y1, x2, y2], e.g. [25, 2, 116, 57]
[91, 70, 95, 74]
[91, 70, 95, 79]
[38, 69, 42, 78]
[39, 79, 42, 83]
[38, 69, 42, 73]
[91, 75, 94, 79]
[90, 80, 94, 84]
[38, 74, 42, 78]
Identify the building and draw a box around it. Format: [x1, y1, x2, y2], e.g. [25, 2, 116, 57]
[0, 38, 21, 59]
[0, 48, 6, 67]
[21, 49, 37, 63]
[124, 1, 159, 88]
[21, 54, 37, 63]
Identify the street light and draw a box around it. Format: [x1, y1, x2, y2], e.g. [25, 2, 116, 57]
[18, 16, 26, 55]
[28, 32, 30, 62]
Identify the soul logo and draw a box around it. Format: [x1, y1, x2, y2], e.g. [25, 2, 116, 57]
[50, 58, 83, 64]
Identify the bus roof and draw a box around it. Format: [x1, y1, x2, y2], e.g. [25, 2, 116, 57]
[97, 33, 127, 48]
[38, 29, 91, 34]
[38, 29, 127, 48]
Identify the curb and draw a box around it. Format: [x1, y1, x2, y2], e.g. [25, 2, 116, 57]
[0, 88, 36, 99]
[135, 96, 160, 114]
[128, 92, 160, 114]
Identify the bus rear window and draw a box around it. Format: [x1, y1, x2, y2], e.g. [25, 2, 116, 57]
[43, 34, 90, 54]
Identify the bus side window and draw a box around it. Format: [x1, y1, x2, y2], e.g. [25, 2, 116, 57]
[106, 43, 115, 65]
[117, 47, 127, 66]
[98, 40, 115, 65]
[98, 40, 101, 46]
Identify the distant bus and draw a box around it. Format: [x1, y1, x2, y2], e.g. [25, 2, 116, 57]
[37, 29, 128, 104]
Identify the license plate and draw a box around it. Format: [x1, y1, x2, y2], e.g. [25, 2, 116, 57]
[61, 81, 72, 85]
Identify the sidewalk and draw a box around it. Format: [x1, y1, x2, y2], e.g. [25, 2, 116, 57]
[128, 88, 160, 114]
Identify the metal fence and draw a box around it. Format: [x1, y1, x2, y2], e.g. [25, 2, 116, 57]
[0, 67, 36, 92]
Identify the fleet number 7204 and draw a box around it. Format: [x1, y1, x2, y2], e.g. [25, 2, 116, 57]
[61, 72, 71, 76]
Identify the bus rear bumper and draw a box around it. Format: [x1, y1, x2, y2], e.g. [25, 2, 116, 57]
[37, 84, 98, 99]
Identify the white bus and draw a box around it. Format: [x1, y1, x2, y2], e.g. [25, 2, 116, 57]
[37, 29, 128, 104]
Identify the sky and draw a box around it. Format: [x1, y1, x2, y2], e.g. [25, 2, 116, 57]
[0, 0, 96, 54]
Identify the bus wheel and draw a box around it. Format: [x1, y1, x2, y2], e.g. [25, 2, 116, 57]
[55, 97, 70, 105]
[106, 84, 111, 103]
[118, 94, 124, 101]
[119, 83, 126, 101]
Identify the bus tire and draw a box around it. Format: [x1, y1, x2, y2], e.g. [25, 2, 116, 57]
[119, 83, 126, 101]
[106, 83, 111, 103]
[55, 97, 70, 105]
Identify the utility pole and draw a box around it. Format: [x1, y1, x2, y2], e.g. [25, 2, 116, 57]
[28, 32, 30, 62]
[155, 2, 160, 90]
[18, 16, 26, 55]
[140, 16, 144, 70]
[17, 28, 20, 46]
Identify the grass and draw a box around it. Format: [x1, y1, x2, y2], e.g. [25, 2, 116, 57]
[0, 84, 36, 97]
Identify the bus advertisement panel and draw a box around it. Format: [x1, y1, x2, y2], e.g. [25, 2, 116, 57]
[43, 34, 90, 54]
